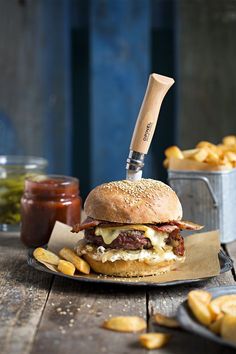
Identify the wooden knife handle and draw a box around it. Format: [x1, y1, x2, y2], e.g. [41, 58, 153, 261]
[130, 73, 175, 154]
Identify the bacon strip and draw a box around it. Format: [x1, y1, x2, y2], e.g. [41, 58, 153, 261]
[170, 220, 203, 231]
[72, 217, 203, 233]
[72, 217, 101, 232]
[150, 224, 179, 233]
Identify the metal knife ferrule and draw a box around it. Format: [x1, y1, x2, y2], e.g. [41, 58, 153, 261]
[126, 150, 145, 172]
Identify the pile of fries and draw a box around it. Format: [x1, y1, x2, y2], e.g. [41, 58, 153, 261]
[188, 289, 236, 344]
[164, 135, 236, 170]
[33, 247, 90, 276]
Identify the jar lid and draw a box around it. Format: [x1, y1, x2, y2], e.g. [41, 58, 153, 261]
[24, 175, 79, 197]
[0, 156, 48, 170]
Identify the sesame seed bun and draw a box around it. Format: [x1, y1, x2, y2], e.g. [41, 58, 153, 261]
[84, 179, 183, 224]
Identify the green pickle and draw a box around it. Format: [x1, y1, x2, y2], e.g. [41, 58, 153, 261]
[0, 175, 28, 225]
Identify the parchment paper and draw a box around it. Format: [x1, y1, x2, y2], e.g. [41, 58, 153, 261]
[37, 221, 221, 284]
[168, 157, 231, 172]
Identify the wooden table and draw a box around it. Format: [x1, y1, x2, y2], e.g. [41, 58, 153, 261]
[1, 232, 236, 354]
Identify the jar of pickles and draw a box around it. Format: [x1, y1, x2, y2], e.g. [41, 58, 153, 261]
[0, 156, 48, 231]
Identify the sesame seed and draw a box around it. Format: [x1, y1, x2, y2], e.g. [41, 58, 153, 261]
[100, 179, 172, 205]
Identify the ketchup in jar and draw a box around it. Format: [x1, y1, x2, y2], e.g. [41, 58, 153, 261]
[20, 175, 81, 247]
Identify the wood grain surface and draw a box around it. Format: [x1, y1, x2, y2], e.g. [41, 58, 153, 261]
[31, 278, 147, 354]
[0, 232, 235, 354]
[0, 234, 52, 354]
[226, 242, 236, 270]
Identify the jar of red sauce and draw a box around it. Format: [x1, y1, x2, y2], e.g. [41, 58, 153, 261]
[20, 175, 81, 247]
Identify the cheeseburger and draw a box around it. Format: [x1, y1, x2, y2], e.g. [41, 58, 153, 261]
[72, 179, 202, 277]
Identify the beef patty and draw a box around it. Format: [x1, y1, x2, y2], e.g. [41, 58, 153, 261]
[84, 228, 184, 256]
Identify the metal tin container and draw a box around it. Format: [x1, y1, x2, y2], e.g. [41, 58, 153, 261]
[168, 169, 236, 243]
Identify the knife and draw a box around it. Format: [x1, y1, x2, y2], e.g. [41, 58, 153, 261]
[126, 73, 175, 181]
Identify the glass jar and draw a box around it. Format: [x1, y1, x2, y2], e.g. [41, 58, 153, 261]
[20, 175, 82, 247]
[0, 156, 48, 231]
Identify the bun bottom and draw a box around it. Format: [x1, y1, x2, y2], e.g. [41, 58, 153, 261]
[83, 254, 185, 277]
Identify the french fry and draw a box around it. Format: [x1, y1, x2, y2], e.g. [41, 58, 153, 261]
[164, 146, 184, 159]
[190, 148, 208, 163]
[196, 141, 218, 152]
[221, 302, 236, 316]
[59, 248, 90, 274]
[219, 154, 230, 164]
[58, 260, 75, 276]
[139, 333, 171, 349]
[205, 149, 220, 165]
[224, 151, 236, 162]
[188, 290, 212, 304]
[222, 135, 236, 146]
[33, 247, 60, 266]
[188, 290, 212, 326]
[228, 145, 236, 153]
[221, 314, 236, 344]
[188, 300, 212, 326]
[208, 314, 223, 334]
[103, 316, 146, 332]
[218, 154, 233, 168]
[182, 149, 198, 158]
[219, 161, 233, 169]
[209, 295, 236, 317]
[153, 313, 180, 328]
[218, 143, 231, 150]
[163, 158, 169, 169]
[218, 144, 236, 155]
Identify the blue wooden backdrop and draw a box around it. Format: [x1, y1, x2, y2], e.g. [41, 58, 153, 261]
[0, 0, 176, 198]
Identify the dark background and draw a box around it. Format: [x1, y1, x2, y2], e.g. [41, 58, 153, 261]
[0, 0, 236, 199]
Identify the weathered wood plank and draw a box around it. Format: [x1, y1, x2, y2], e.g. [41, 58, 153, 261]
[148, 272, 236, 353]
[0, 0, 72, 174]
[0, 234, 52, 354]
[71, 0, 91, 199]
[151, 0, 177, 182]
[225, 242, 236, 273]
[30, 277, 147, 354]
[90, 0, 151, 187]
[177, 0, 236, 149]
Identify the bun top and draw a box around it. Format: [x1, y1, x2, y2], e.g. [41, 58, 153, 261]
[84, 179, 182, 224]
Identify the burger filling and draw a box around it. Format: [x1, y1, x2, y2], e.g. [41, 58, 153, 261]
[83, 227, 184, 256]
[73, 217, 202, 264]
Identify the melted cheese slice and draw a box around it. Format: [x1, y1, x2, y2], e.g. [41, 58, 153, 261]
[94, 225, 168, 252]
